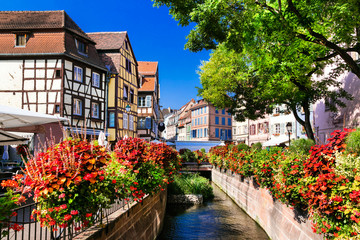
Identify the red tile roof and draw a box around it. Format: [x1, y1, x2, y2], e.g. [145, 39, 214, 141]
[0, 32, 65, 53]
[0, 11, 93, 42]
[138, 61, 158, 75]
[139, 77, 155, 92]
[87, 32, 127, 50]
[0, 11, 104, 68]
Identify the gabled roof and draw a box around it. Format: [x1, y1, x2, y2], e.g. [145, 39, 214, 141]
[138, 61, 158, 75]
[87, 32, 127, 50]
[139, 77, 155, 92]
[190, 99, 209, 110]
[0, 11, 93, 43]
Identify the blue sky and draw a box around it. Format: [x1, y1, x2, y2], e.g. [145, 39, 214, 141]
[1, 0, 210, 110]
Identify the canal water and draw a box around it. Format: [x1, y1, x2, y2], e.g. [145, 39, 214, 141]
[158, 183, 269, 240]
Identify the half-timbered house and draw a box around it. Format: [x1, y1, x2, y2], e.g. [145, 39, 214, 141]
[0, 11, 107, 138]
[87, 32, 139, 142]
[137, 61, 161, 140]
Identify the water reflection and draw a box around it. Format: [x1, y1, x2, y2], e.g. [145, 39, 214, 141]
[158, 183, 269, 240]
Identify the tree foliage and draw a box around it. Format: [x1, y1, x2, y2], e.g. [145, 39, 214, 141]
[153, 0, 358, 140]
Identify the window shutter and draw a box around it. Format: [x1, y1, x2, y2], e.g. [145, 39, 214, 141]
[146, 95, 151, 107]
[280, 123, 285, 134]
[129, 115, 134, 130]
[123, 113, 128, 129]
[145, 117, 152, 129]
[292, 122, 296, 134]
[270, 124, 274, 134]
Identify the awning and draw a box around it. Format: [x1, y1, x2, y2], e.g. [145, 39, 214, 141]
[262, 136, 290, 147]
[0, 105, 68, 129]
[0, 130, 29, 146]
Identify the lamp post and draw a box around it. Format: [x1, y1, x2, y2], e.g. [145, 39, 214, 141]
[286, 122, 292, 146]
[125, 104, 131, 113]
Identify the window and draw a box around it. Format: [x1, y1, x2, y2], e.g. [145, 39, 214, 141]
[123, 113, 128, 129]
[275, 124, 281, 134]
[192, 130, 197, 138]
[228, 118, 231, 126]
[55, 69, 61, 78]
[204, 107, 207, 113]
[138, 118, 146, 129]
[129, 115, 134, 131]
[250, 124, 256, 135]
[92, 72, 100, 88]
[123, 85, 128, 101]
[74, 66, 83, 82]
[228, 129, 232, 139]
[109, 112, 115, 127]
[54, 104, 60, 114]
[15, 34, 26, 47]
[228, 111, 231, 116]
[145, 95, 151, 107]
[222, 109, 225, 114]
[204, 116, 207, 124]
[233, 128, 236, 135]
[75, 39, 88, 54]
[215, 109, 219, 114]
[91, 102, 100, 119]
[139, 96, 145, 107]
[222, 117, 225, 125]
[130, 89, 134, 103]
[204, 128, 208, 137]
[201, 108, 203, 114]
[215, 117, 219, 125]
[215, 128, 219, 138]
[126, 59, 132, 73]
[73, 98, 83, 116]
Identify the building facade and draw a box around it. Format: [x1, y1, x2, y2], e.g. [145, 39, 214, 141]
[232, 119, 249, 144]
[191, 100, 232, 141]
[87, 32, 139, 142]
[177, 99, 195, 141]
[0, 11, 107, 137]
[137, 61, 161, 140]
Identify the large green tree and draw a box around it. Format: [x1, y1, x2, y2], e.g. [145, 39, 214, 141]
[153, 0, 359, 140]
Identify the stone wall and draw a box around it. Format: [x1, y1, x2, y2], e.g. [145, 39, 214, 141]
[212, 168, 323, 240]
[75, 189, 167, 240]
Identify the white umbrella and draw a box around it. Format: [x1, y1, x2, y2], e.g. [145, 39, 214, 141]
[0, 130, 28, 146]
[0, 105, 68, 129]
[98, 131, 106, 146]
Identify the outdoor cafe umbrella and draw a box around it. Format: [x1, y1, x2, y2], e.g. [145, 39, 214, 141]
[0, 105, 67, 129]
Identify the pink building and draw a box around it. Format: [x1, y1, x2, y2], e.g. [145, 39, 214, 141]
[190, 100, 232, 141]
[314, 60, 360, 144]
[248, 115, 270, 145]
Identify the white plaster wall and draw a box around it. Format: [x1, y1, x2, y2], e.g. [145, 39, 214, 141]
[0, 60, 23, 90]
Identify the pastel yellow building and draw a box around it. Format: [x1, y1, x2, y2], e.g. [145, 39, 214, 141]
[88, 32, 139, 142]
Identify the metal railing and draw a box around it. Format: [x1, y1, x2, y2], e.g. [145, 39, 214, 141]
[3, 198, 129, 240]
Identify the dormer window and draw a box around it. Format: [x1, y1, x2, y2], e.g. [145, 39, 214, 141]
[75, 39, 88, 54]
[15, 34, 26, 47]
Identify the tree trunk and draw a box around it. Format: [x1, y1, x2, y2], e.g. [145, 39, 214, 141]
[289, 102, 315, 142]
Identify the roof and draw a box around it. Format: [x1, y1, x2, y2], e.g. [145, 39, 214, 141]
[190, 99, 209, 110]
[0, 11, 104, 69]
[87, 32, 127, 50]
[138, 61, 158, 75]
[0, 11, 93, 42]
[139, 77, 155, 92]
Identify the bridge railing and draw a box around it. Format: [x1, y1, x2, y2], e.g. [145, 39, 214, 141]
[5, 198, 129, 240]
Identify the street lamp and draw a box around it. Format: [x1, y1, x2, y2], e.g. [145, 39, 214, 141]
[286, 122, 292, 146]
[125, 104, 131, 112]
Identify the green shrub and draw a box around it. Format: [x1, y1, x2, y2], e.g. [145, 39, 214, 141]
[168, 173, 214, 200]
[345, 128, 360, 155]
[251, 142, 262, 151]
[236, 143, 250, 151]
[179, 148, 196, 162]
[288, 138, 315, 155]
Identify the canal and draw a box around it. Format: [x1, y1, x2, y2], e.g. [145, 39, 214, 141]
[158, 183, 269, 240]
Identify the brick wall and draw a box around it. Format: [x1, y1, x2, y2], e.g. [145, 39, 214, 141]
[212, 168, 323, 240]
[75, 189, 167, 240]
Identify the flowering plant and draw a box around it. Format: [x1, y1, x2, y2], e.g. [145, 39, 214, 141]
[24, 138, 116, 230]
[0, 175, 28, 237]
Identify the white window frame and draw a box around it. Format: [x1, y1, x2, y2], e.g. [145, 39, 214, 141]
[275, 124, 281, 134]
[129, 115, 134, 131]
[73, 98, 82, 116]
[91, 102, 100, 119]
[123, 113, 128, 129]
[74, 66, 83, 83]
[139, 96, 145, 107]
[145, 95, 151, 107]
[92, 72, 100, 88]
